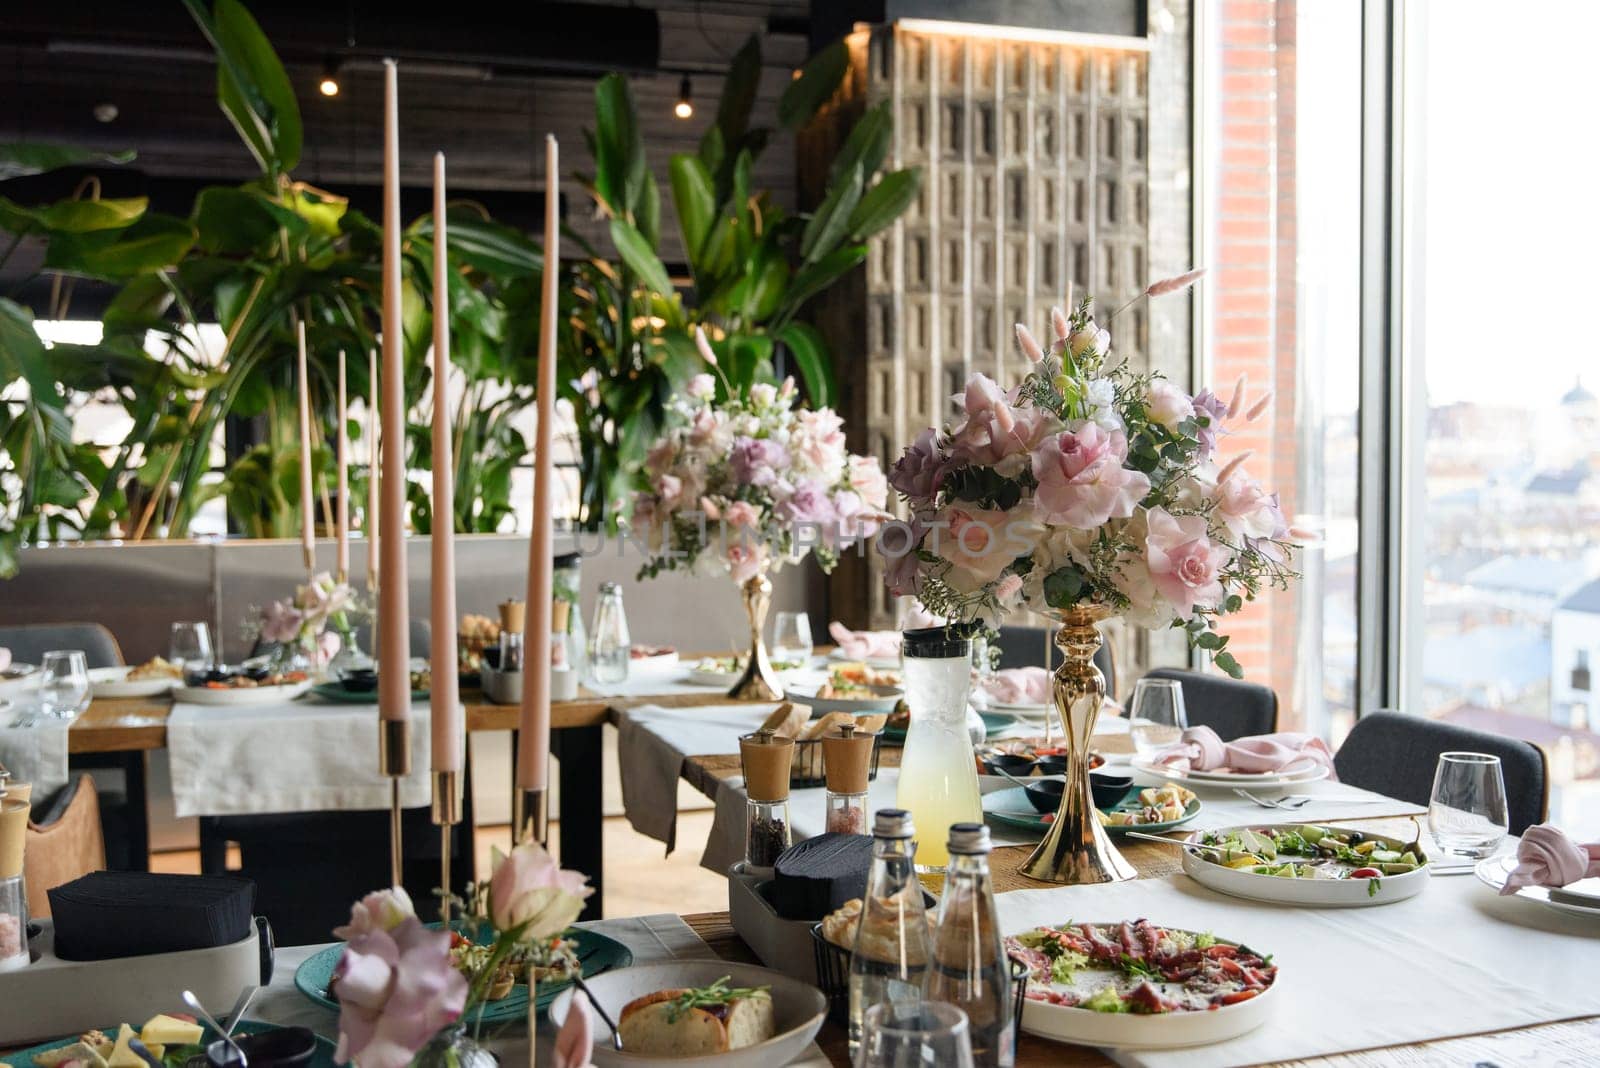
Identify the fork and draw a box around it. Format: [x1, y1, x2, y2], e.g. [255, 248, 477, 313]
[1233, 788, 1310, 810]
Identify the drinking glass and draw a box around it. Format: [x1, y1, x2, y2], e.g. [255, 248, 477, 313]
[770, 610, 814, 667]
[857, 1001, 974, 1068]
[1128, 677, 1187, 756]
[1428, 751, 1509, 858]
[169, 621, 214, 673]
[39, 650, 90, 719]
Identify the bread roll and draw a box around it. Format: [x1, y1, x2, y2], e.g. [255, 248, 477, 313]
[617, 988, 776, 1054]
[760, 702, 809, 740]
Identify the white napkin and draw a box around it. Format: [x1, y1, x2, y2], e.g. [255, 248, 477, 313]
[0, 708, 73, 800]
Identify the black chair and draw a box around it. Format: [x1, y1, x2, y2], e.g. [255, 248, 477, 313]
[0, 622, 123, 668]
[994, 625, 1117, 702]
[1334, 711, 1549, 835]
[1142, 667, 1278, 742]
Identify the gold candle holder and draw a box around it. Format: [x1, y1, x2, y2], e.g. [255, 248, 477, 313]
[432, 770, 461, 925]
[512, 786, 548, 848]
[379, 718, 410, 888]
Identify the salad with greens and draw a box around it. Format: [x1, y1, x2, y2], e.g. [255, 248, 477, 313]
[1194, 824, 1427, 896]
[1005, 921, 1276, 1014]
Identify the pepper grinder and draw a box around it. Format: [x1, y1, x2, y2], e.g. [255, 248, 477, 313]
[738, 728, 795, 873]
[0, 771, 29, 972]
[822, 722, 873, 836]
[497, 598, 526, 673]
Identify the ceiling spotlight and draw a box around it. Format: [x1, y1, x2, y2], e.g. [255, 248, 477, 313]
[318, 58, 341, 97]
[93, 102, 118, 123]
[674, 75, 693, 119]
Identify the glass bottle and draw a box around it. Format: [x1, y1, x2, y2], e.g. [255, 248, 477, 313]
[896, 626, 982, 872]
[554, 552, 588, 680]
[848, 808, 930, 1057]
[588, 581, 630, 684]
[926, 823, 1013, 1068]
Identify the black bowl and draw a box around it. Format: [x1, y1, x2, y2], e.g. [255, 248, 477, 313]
[338, 667, 380, 693]
[982, 753, 1037, 778]
[1090, 771, 1136, 810]
[1033, 755, 1068, 777]
[204, 1028, 317, 1068]
[1022, 776, 1067, 813]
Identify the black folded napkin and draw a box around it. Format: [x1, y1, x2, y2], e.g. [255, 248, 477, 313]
[770, 833, 874, 920]
[48, 871, 256, 961]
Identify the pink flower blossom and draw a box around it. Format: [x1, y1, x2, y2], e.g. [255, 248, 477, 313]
[655, 473, 686, 511]
[1031, 425, 1151, 528]
[1068, 322, 1110, 358]
[995, 573, 1024, 604]
[1215, 471, 1286, 541]
[260, 599, 305, 644]
[848, 455, 890, 510]
[1145, 379, 1195, 429]
[1144, 507, 1231, 616]
[334, 917, 467, 1068]
[726, 540, 770, 584]
[553, 996, 595, 1068]
[686, 373, 716, 399]
[832, 489, 887, 542]
[644, 439, 677, 478]
[888, 427, 949, 507]
[333, 887, 415, 941]
[687, 408, 721, 447]
[488, 841, 593, 938]
[879, 519, 927, 597]
[793, 408, 847, 474]
[933, 504, 1033, 592]
[730, 437, 788, 487]
[776, 478, 837, 527]
[723, 500, 760, 529]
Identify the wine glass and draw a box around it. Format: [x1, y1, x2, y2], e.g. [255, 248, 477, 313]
[39, 650, 90, 719]
[1128, 677, 1188, 756]
[857, 1001, 974, 1068]
[770, 611, 814, 668]
[169, 621, 214, 675]
[1428, 751, 1509, 859]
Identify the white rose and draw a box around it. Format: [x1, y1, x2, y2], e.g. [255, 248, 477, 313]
[1145, 380, 1195, 430]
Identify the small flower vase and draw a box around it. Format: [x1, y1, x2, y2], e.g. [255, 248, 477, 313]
[411, 1022, 498, 1068]
[1020, 604, 1137, 885]
[727, 571, 784, 701]
[327, 628, 374, 680]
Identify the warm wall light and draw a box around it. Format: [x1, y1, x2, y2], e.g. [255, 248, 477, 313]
[674, 75, 693, 119]
[893, 17, 1151, 51]
[319, 58, 341, 97]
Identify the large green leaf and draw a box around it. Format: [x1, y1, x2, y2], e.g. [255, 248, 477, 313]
[638, 170, 661, 247]
[776, 321, 835, 408]
[182, 0, 303, 173]
[193, 186, 300, 252]
[728, 248, 788, 322]
[778, 39, 849, 129]
[848, 167, 922, 241]
[725, 333, 773, 394]
[669, 155, 715, 265]
[592, 74, 645, 218]
[283, 183, 347, 236]
[714, 36, 763, 156]
[830, 102, 892, 186]
[0, 143, 135, 181]
[427, 210, 544, 276]
[781, 243, 867, 317]
[0, 196, 147, 235]
[43, 213, 197, 280]
[0, 298, 56, 405]
[800, 164, 863, 262]
[608, 219, 673, 298]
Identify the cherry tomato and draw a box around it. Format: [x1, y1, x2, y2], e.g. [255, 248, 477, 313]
[1349, 867, 1382, 879]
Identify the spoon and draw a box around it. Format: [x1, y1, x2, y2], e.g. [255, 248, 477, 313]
[183, 990, 248, 1067]
[1121, 831, 1229, 857]
[222, 985, 258, 1036]
[570, 974, 622, 1051]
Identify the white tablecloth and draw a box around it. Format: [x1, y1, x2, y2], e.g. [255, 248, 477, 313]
[0, 702, 77, 801]
[586, 655, 830, 699]
[253, 913, 828, 1065]
[166, 698, 433, 818]
[994, 868, 1600, 1067]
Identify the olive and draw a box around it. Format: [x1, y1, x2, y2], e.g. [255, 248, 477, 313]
[1346, 831, 1364, 844]
[1318, 846, 1337, 858]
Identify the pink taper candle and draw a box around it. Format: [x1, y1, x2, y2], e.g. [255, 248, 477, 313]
[517, 134, 559, 792]
[336, 350, 350, 583]
[377, 58, 411, 725]
[367, 347, 380, 594]
[296, 320, 315, 576]
[430, 152, 462, 773]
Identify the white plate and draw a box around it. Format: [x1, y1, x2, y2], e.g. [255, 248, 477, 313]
[547, 959, 826, 1068]
[89, 665, 180, 699]
[684, 666, 743, 687]
[1474, 855, 1600, 918]
[1016, 923, 1279, 1048]
[629, 649, 681, 668]
[1132, 755, 1329, 790]
[784, 682, 903, 716]
[987, 699, 1053, 712]
[1181, 825, 1430, 907]
[827, 647, 900, 670]
[173, 680, 314, 706]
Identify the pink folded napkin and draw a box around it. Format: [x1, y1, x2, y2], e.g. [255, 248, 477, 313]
[1500, 824, 1600, 895]
[0, 647, 10, 672]
[983, 667, 1053, 705]
[1152, 725, 1336, 777]
[829, 622, 901, 660]
[552, 994, 594, 1068]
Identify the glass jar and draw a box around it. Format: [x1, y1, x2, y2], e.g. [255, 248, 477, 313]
[554, 552, 587, 680]
[497, 628, 525, 673]
[745, 797, 791, 868]
[825, 789, 869, 836]
[896, 625, 982, 873]
[588, 582, 630, 684]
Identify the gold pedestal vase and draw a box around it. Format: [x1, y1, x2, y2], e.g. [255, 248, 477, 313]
[1021, 604, 1137, 884]
[727, 572, 784, 701]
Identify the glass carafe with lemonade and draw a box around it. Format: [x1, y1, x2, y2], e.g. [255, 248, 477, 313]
[896, 625, 982, 872]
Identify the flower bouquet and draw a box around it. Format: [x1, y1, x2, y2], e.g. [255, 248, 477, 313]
[632, 329, 890, 698]
[884, 276, 1304, 882]
[253, 571, 361, 673]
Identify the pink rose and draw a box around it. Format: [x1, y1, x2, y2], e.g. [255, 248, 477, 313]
[793, 408, 847, 474]
[488, 841, 593, 938]
[995, 573, 1024, 605]
[334, 917, 467, 1068]
[878, 518, 926, 597]
[1214, 471, 1286, 541]
[655, 474, 687, 510]
[260, 599, 305, 644]
[1144, 507, 1231, 616]
[723, 500, 760, 529]
[687, 408, 721, 447]
[686, 373, 716, 399]
[933, 504, 1034, 592]
[832, 489, 887, 543]
[725, 540, 770, 584]
[553, 995, 595, 1068]
[776, 478, 836, 527]
[1068, 321, 1110, 358]
[333, 886, 415, 941]
[848, 455, 890, 510]
[1031, 425, 1151, 528]
[947, 374, 1055, 471]
[1146, 380, 1195, 430]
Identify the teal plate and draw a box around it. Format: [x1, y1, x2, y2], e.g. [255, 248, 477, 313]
[309, 682, 428, 704]
[882, 710, 1019, 746]
[982, 787, 1202, 837]
[294, 926, 632, 1026]
[3, 1020, 338, 1068]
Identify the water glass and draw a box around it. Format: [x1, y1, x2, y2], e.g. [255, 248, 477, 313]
[1429, 751, 1509, 858]
[169, 620, 214, 672]
[770, 610, 814, 666]
[857, 1002, 975, 1068]
[588, 582, 631, 685]
[1128, 677, 1187, 756]
[39, 650, 90, 719]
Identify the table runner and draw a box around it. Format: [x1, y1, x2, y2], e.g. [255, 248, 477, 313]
[166, 698, 432, 817]
[252, 913, 828, 1065]
[994, 871, 1600, 1067]
[0, 703, 78, 801]
[586, 655, 831, 698]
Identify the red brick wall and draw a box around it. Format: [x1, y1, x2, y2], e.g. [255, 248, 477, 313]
[1212, 0, 1304, 726]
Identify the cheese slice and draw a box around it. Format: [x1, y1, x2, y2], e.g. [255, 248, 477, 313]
[106, 1026, 144, 1068]
[31, 1041, 108, 1068]
[140, 1015, 204, 1047]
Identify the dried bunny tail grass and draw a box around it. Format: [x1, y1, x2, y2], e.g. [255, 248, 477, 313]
[1246, 390, 1275, 421]
[1145, 267, 1207, 297]
[1216, 450, 1254, 486]
[693, 325, 718, 366]
[1287, 525, 1320, 541]
[1226, 373, 1249, 419]
[1016, 323, 1045, 362]
[1050, 305, 1071, 341]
